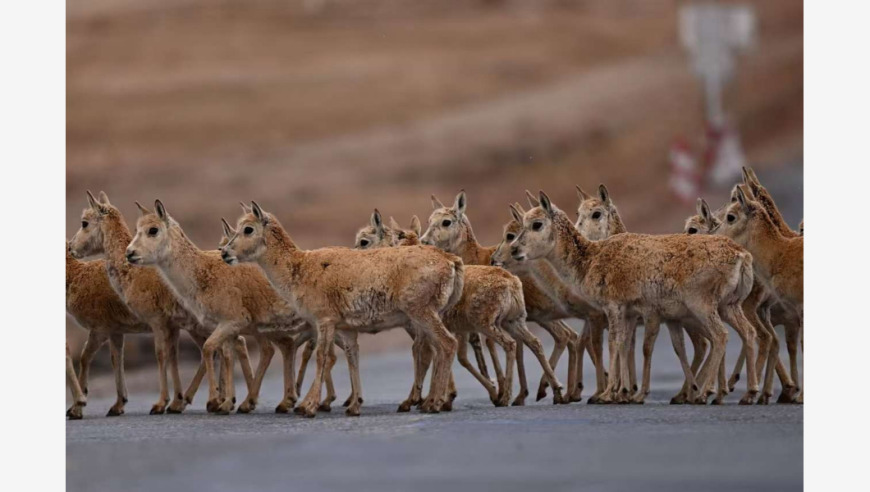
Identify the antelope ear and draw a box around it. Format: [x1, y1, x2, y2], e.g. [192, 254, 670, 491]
[598, 184, 612, 207]
[410, 215, 422, 236]
[239, 202, 252, 214]
[135, 201, 151, 216]
[431, 194, 445, 209]
[509, 204, 523, 223]
[735, 186, 751, 212]
[220, 218, 235, 238]
[742, 167, 762, 195]
[699, 198, 712, 223]
[371, 209, 384, 234]
[513, 202, 526, 215]
[389, 216, 401, 230]
[539, 190, 554, 216]
[452, 190, 467, 218]
[154, 199, 169, 224]
[97, 191, 111, 206]
[799, 220, 804, 236]
[251, 201, 268, 225]
[525, 190, 540, 208]
[85, 190, 105, 214]
[742, 166, 761, 186]
[576, 185, 591, 202]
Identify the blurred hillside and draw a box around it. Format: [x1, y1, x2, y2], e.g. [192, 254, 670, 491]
[67, 0, 802, 368]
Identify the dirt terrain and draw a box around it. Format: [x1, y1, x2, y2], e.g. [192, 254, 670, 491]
[66, 0, 803, 362]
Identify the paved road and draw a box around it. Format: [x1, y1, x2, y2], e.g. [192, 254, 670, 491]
[67, 330, 802, 492]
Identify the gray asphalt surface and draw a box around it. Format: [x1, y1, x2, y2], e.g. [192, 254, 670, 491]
[67, 328, 803, 492]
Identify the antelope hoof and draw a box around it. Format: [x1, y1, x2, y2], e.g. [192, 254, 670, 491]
[630, 393, 646, 404]
[296, 400, 318, 418]
[440, 400, 453, 412]
[206, 398, 221, 413]
[756, 393, 771, 405]
[342, 395, 353, 408]
[68, 406, 84, 420]
[691, 395, 708, 405]
[397, 400, 413, 413]
[167, 399, 186, 414]
[275, 402, 292, 414]
[215, 399, 234, 415]
[738, 391, 758, 405]
[317, 401, 332, 413]
[552, 389, 566, 405]
[106, 400, 126, 416]
[237, 398, 256, 414]
[776, 386, 799, 404]
[149, 403, 166, 415]
[420, 398, 441, 414]
[346, 404, 361, 417]
[670, 394, 686, 405]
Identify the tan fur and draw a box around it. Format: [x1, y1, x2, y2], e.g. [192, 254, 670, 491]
[70, 192, 258, 415]
[66, 243, 150, 417]
[221, 202, 464, 416]
[356, 210, 524, 407]
[125, 200, 312, 415]
[421, 192, 568, 404]
[511, 191, 759, 404]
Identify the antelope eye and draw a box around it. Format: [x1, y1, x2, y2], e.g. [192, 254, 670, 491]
[532, 222, 543, 231]
[441, 219, 452, 227]
[148, 227, 159, 236]
[81, 221, 88, 229]
[687, 227, 698, 235]
[505, 233, 515, 241]
[727, 214, 736, 223]
[244, 226, 254, 235]
[592, 211, 602, 220]
[360, 239, 369, 247]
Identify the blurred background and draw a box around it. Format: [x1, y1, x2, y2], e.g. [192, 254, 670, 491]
[66, 0, 802, 376]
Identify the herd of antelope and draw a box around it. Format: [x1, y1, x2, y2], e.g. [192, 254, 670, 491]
[65, 167, 803, 420]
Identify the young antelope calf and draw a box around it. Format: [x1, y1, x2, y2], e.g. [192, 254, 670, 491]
[221, 202, 464, 416]
[420, 191, 568, 404]
[355, 210, 521, 407]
